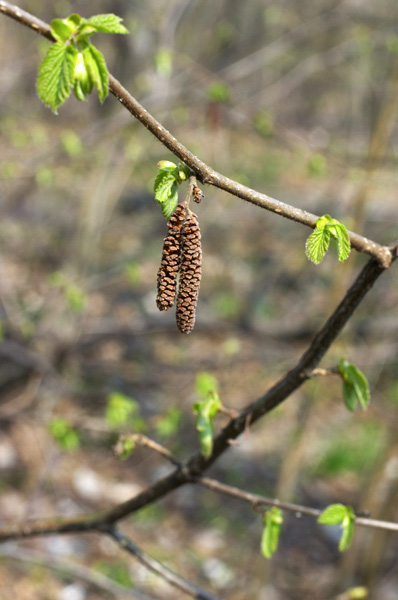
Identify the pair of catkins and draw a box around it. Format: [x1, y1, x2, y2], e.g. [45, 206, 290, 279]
[156, 203, 202, 333]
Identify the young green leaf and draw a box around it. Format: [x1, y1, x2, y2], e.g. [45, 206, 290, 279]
[86, 14, 129, 34]
[339, 510, 355, 551]
[193, 390, 222, 458]
[261, 507, 283, 559]
[318, 503, 347, 525]
[83, 44, 109, 103]
[305, 214, 351, 264]
[37, 42, 78, 113]
[305, 226, 331, 264]
[338, 359, 370, 411]
[51, 18, 75, 42]
[195, 372, 218, 399]
[318, 504, 355, 552]
[329, 222, 351, 262]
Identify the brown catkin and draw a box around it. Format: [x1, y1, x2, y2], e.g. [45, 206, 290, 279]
[176, 211, 202, 333]
[156, 202, 186, 311]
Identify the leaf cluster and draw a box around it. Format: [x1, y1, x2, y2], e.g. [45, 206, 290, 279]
[154, 160, 190, 219]
[306, 214, 351, 264]
[37, 13, 128, 112]
[318, 503, 356, 551]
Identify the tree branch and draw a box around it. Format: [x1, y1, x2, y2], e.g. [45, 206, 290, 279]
[198, 477, 398, 533]
[0, 0, 393, 267]
[104, 526, 222, 600]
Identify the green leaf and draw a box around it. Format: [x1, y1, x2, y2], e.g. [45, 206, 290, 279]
[193, 389, 222, 458]
[106, 392, 139, 428]
[305, 226, 331, 264]
[338, 359, 370, 411]
[86, 14, 129, 34]
[118, 437, 136, 460]
[48, 418, 80, 451]
[154, 170, 179, 219]
[155, 407, 182, 438]
[343, 381, 358, 412]
[83, 44, 109, 103]
[157, 160, 178, 173]
[66, 14, 82, 28]
[178, 163, 191, 181]
[37, 42, 78, 113]
[339, 512, 355, 551]
[329, 223, 351, 262]
[261, 508, 283, 559]
[318, 504, 355, 552]
[50, 18, 74, 42]
[318, 503, 347, 525]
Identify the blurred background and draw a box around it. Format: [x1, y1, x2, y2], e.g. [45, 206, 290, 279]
[0, 0, 398, 598]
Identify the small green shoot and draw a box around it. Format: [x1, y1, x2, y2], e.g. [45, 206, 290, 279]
[338, 359, 370, 412]
[48, 418, 80, 451]
[106, 392, 147, 432]
[154, 161, 190, 220]
[305, 215, 351, 264]
[193, 372, 222, 458]
[37, 13, 128, 112]
[318, 503, 355, 551]
[261, 507, 283, 559]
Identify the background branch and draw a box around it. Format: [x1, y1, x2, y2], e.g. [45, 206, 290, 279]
[104, 527, 222, 600]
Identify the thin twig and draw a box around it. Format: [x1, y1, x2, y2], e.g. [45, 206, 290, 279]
[0, 0, 393, 267]
[197, 477, 398, 533]
[0, 545, 159, 599]
[115, 433, 182, 468]
[104, 526, 222, 600]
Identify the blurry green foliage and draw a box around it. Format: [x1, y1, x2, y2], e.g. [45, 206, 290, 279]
[253, 110, 274, 138]
[338, 359, 370, 412]
[35, 165, 54, 187]
[215, 21, 235, 44]
[30, 124, 49, 146]
[61, 129, 83, 156]
[155, 47, 173, 77]
[48, 418, 80, 451]
[386, 35, 398, 54]
[125, 261, 142, 287]
[206, 82, 230, 103]
[49, 271, 87, 313]
[222, 337, 240, 356]
[213, 292, 242, 319]
[10, 129, 29, 148]
[312, 422, 386, 477]
[0, 162, 21, 179]
[193, 373, 222, 458]
[195, 372, 218, 399]
[307, 153, 327, 177]
[93, 561, 133, 587]
[155, 406, 183, 438]
[106, 392, 147, 432]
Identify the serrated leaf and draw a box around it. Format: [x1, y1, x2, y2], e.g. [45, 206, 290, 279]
[318, 503, 347, 525]
[37, 42, 78, 113]
[83, 44, 109, 103]
[261, 508, 283, 559]
[51, 18, 74, 42]
[154, 171, 177, 202]
[86, 14, 129, 34]
[305, 226, 331, 264]
[330, 223, 351, 262]
[160, 184, 179, 220]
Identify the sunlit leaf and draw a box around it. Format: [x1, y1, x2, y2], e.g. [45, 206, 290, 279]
[37, 42, 78, 113]
[86, 14, 129, 34]
[261, 507, 283, 559]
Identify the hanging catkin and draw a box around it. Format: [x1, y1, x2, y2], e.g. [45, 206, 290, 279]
[176, 211, 202, 333]
[156, 202, 186, 311]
